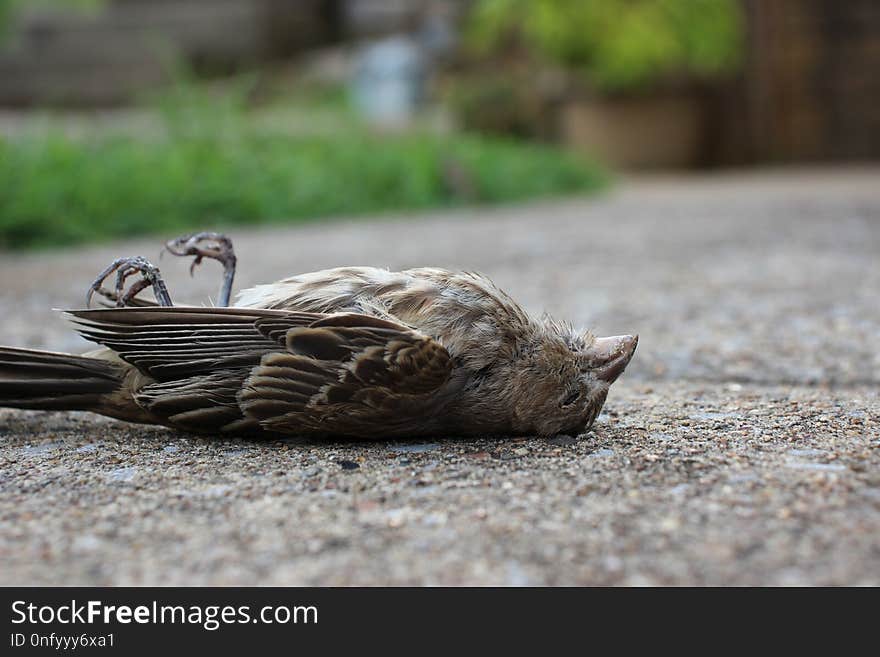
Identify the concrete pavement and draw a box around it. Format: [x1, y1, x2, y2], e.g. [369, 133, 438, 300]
[1, 167, 878, 585]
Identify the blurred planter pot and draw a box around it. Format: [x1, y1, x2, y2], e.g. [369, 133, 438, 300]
[560, 91, 705, 170]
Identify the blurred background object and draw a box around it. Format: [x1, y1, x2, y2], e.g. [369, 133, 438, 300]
[0, 0, 878, 249]
[351, 35, 426, 126]
[0, 0, 336, 106]
[459, 0, 742, 168]
[722, 0, 880, 163]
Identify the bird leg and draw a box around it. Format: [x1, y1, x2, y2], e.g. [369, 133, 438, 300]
[86, 256, 173, 308]
[164, 232, 237, 307]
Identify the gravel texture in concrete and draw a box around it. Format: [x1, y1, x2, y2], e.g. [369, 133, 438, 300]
[1, 168, 878, 585]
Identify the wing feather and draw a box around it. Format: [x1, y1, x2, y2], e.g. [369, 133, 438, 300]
[66, 307, 319, 380]
[240, 318, 455, 437]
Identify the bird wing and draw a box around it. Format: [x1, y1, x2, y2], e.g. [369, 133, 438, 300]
[239, 313, 455, 437]
[66, 307, 454, 437]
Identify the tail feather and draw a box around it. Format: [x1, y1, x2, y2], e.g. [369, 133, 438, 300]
[0, 346, 122, 411]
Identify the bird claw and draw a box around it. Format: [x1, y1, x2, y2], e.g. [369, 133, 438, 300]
[189, 255, 204, 277]
[164, 232, 237, 307]
[86, 256, 173, 308]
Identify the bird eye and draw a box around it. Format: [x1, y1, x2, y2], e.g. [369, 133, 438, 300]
[561, 390, 581, 407]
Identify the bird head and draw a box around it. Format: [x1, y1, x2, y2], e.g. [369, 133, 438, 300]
[507, 322, 638, 437]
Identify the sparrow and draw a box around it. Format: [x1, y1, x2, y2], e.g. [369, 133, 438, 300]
[0, 233, 637, 439]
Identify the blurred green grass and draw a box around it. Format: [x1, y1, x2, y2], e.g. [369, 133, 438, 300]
[0, 131, 606, 250]
[0, 74, 607, 250]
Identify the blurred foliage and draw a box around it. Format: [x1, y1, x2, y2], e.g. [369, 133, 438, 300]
[0, 0, 10, 38]
[0, 80, 606, 249]
[467, 0, 743, 92]
[450, 74, 546, 139]
[0, 133, 605, 249]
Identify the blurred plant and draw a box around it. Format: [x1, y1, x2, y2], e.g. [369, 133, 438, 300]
[0, 126, 606, 249]
[467, 0, 743, 92]
[448, 71, 554, 140]
[0, 0, 11, 38]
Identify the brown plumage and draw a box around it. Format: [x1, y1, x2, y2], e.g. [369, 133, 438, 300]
[0, 267, 637, 439]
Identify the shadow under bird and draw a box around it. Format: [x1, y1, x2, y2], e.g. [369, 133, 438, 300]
[0, 233, 637, 439]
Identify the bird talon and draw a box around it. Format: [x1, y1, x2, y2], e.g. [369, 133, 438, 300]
[86, 256, 173, 308]
[164, 231, 237, 307]
[189, 255, 203, 277]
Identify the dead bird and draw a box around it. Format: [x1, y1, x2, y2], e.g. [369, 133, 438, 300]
[0, 233, 637, 439]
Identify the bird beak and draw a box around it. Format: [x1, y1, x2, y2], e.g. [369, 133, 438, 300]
[592, 335, 638, 383]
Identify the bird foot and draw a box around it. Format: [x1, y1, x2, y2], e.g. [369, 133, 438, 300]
[86, 256, 173, 308]
[164, 232, 237, 307]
